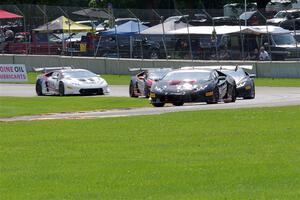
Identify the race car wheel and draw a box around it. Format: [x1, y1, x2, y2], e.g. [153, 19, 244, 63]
[144, 86, 150, 98]
[244, 83, 255, 99]
[172, 102, 184, 106]
[35, 81, 44, 96]
[152, 102, 165, 107]
[97, 89, 104, 95]
[231, 86, 236, 102]
[59, 82, 65, 96]
[206, 87, 219, 104]
[129, 82, 138, 98]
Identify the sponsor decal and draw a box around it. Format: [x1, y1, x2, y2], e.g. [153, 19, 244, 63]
[0, 64, 28, 82]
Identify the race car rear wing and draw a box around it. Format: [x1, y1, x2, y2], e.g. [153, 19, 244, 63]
[128, 67, 173, 72]
[33, 66, 73, 73]
[180, 65, 253, 71]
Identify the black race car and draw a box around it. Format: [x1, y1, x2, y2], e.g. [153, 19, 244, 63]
[220, 66, 256, 99]
[149, 68, 236, 107]
[129, 68, 172, 98]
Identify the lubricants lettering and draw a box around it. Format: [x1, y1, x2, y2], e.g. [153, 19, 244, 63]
[0, 74, 26, 80]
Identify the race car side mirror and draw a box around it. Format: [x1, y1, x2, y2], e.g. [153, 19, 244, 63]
[218, 76, 226, 81]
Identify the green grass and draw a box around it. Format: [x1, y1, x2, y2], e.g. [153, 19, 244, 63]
[0, 96, 150, 118]
[101, 74, 131, 85]
[255, 78, 300, 87]
[3, 72, 300, 87]
[1, 106, 300, 199]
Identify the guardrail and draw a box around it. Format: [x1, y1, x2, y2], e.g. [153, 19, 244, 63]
[0, 54, 299, 78]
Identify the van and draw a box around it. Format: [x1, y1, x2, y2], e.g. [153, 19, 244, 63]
[219, 32, 298, 60]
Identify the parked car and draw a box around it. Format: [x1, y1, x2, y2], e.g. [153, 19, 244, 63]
[280, 18, 300, 30]
[224, 3, 257, 18]
[150, 68, 236, 107]
[267, 9, 300, 28]
[4, 32, 62, 55]
[219, 31, 297, 60]
[266, 0, 294, 13]
[129, 68, 172, 98]
[292, 30, 300, 42]
[35, 67, 109, 96]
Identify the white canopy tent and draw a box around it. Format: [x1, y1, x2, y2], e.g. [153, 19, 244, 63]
[140, 19, 190, 35]
[168, 25, 290, 35]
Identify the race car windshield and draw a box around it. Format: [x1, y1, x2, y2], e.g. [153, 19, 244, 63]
[223, 70, 246, 79]
[63, 71, 97, 78]
[148, 70, 171, 80]
[163, 71, 211, 81]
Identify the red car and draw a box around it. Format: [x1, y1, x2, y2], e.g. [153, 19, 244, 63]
[129, 68, 172, 98]
[4, 32, 62, 55]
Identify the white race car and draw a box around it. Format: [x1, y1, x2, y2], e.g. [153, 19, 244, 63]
[35, 67, 109, 96]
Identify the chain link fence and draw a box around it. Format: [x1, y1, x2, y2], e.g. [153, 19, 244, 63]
[0, 4, 299, 61]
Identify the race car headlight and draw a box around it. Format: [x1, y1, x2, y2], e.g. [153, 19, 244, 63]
[97, 78, 107, 85]
[154, 85, 163, 92]
[237, 81, 246, 88]
[198, 84, 208, 90]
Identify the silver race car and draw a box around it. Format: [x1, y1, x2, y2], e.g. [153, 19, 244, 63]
[219, 65, 256, 99]
[35, 67, 109, 96]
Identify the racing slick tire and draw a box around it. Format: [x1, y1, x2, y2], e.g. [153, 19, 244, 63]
[244, 83, 255, 99]
[97, 89, 104, 95]
[129, 82, 138, 98]
[59, 82, 65, 96]
[172, 102, 184, 106]
[206, 87, 219, 104]
[230, 86, 236, 102]
[152, 102, 165, 107]
[35, 81, 44, 96]
[144, 86, 150, 98]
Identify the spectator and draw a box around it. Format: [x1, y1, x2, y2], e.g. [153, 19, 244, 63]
[247, 48, 259, 60]
[219, 46, 230, 60]
[5, 29, 14, 42]
[179, 40, 189, 59]
[259, 46, 271, 61]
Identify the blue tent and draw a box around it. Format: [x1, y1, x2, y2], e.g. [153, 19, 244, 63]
[102, 21, 148, 36]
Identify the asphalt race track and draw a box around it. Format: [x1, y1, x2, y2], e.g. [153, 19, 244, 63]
[0, 84, 300, 121]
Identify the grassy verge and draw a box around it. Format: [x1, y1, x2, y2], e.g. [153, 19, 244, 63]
[101, 74, 131, 85]
[1, 106, 300, 199]
[0, 96, 150, 118]
[2, 72, 300, 87]
[255, 77, 300, 87]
